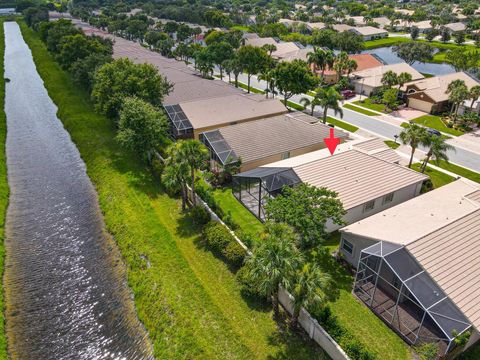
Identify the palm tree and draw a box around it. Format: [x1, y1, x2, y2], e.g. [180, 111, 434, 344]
[399, 123, 429, 168]
[316, 87, 344, 124]
[421, 135, 455, 173]
[258, 67, 276, 99]
[289, 263, 334, 328]
[381, 70, 398, 88]
[345, 59, 358, 78]
[162, 144, 190, 211]
[397, 72, 413, 88]
[446, 79, 469, 122]
[245, 222, 302, 317]
[468, 85, 480, 112]
[177, 140, 209, 206]
[261, 43, 277, 56]
[307, 47, 327, 78]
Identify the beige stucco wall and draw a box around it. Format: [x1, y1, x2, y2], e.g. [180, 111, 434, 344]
[408, 97, 434, 113]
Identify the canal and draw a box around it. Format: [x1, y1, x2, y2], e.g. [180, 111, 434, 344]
[3, 21, 153, 360]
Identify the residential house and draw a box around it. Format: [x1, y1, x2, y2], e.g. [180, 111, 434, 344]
[233, 138, 425, 224]
[404, 72, 480, 114]
[350, 63, 424, 97]
[164, 94, 287, 139]
[315, 54, 384, 84]
[332, 24, 353, 33]
[200, 112, 349, 172]
[305, 22, 326, 33]
[443, 22, 467, 34]
[411, 20, 433, 33]
[349, 26, 388, 41]
[340, 180, 480, 355]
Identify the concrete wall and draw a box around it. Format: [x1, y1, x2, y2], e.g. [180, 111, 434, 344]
[278, 287, 350, 360]
[327, 182, 423, 233]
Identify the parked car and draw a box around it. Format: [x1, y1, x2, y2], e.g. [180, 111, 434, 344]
[427, 128, 441, 137]
[340, 90, 355, 99]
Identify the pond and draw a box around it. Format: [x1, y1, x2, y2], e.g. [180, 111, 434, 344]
[361, 47, 456, 76]
[3, 21, 153, 360]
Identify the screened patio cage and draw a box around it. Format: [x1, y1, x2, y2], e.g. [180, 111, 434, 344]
[354, 241, 472, 355]
[164, 104, 194, 139]
[199, 130, 239, 171]
[232, 167, 301, 221]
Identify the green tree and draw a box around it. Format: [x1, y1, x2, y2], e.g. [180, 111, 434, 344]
[238, 45, 269, 93]
[399, 123, 429, 168]
[56, 34, 111, 70]
[410, 26, 419, 40]
[445, 49, 480, 72]
[381, 70, 398, 88]
[70, 53, 112, 91]
[162, 144, 190, 210]
[265, 184, 345, 249]
[393, 42, 434, 65]
[176, 140, 209, 206]
[195, 47, 215, 78]
[441, 27, 451, 43]
[382, 88, 399, 110]
[223, 55, 243, 87]
[207, 41, 234, 79]
[397, 72, 413, 88]
[261, 43, 277, 56]
[307, 47, 327, 78]
[116, 97, 169, 161]
[454, 31, 465, 45]
[468, 85, 480, 112]
[332, 31, 364, 53]
[420, 135, 455, 173]
[144, 30, 164, 49]
[446, 79, 469, 121]
[289, 263, 335, 328]
[92, 58, 173, 119]
[245, 222, 302, 317]
[273, 60, 318, 109]
[316, 87, 344, 124]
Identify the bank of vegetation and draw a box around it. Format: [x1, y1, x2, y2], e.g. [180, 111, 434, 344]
[0, 17, 9, 360]
[19, 15, 326, 360]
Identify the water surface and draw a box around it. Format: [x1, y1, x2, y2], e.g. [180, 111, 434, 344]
[4, 21, 153, 360]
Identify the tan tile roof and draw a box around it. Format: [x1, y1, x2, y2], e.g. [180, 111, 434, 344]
[351, 26, 388, 36]
[405, 72, 480, 103]
[407, 209, 480, 330]
[444, 22, 466, 32]
[341, 180, 480, 245]
[179, 94, 287, 129]
[244, 37, 278, 47]
[412, 20, 433, 30]
[216, 113, 348, 164]
[332, 24, 353, 32]
[292, 150, 427, 209]
[352, 63, 424, 88]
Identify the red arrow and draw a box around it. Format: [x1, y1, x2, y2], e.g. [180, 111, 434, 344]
[324, 128, 340, 155]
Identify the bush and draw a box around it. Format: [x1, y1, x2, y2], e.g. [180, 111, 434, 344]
[223, 211, 239, 231]
[415, 342, 438, 360]
[235, 229, 257, 249]
[221, 241, 247, 267]
[191, 205, 210, 225]
[235, 265, 263, 298]
[202, 221, 232, 252]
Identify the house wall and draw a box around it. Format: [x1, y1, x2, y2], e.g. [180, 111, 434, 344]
[327, 181, 423, 234]
[465, 330, 480, 351]
[240, 142, 328, 172]
[408, 97, 434, 113]
[339, 233, 377, 267]
[352, 81, 376, 97]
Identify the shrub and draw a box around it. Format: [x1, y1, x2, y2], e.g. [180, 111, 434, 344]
[221, 241, 247, 267]
[235, 229, 257, 249]
[191, 205, 210, 225]
[222, 211, 239, 231]
[415, 342, 438, 360]
[202, 221, 232, 252]
[235, 265, 263, 298]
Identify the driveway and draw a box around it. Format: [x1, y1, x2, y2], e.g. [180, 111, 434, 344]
[389, 108, 427, 122]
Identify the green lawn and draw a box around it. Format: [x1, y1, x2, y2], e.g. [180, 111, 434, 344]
[363, 36, 411, 49]
[20, 21, 325, 360]
[326, 116, 359, 133]
[353, 99, 387, 113]
[343, 103, 378, 116]
[230, 81, 265, 94]
[0, 19, 9, 359]
[230, 25, 251, 32]
[431, 160, 480, 183]
[211, 186, 265, 239]
[411, 115, 463, 137]
[384, 140, 400, 149]
[411, 163, 455, 189]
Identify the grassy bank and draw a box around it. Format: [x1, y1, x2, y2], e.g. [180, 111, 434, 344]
[411, 115, 463, 137]
[431, 159, 480, 183]
[19, 21, 324, 359]
[0, 19, 9, 359]
[343, 103, 378, 116]
[411, 163, 455, 189]
[363, 36, 411, 49]
[326, 116, 359, 133]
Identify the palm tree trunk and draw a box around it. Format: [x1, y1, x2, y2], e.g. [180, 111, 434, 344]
[247, 74, 251, 93]
[191, 168, 196, 206]
[180, 182, 187, 211]
[310, 104, 315, 116]
[421, 153, 432, 173]
[471, 99, 476, 112]
[408, 146, 416, 168]
[323, 106, 328, 124]
[234, 74, 239, 88]
[228, 72, 231, 84]
[272, 292, 279, 318]
[291, 308, 300, 329]
[219, 65, 223, 80]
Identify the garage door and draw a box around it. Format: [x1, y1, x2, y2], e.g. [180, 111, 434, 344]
[408, 98, 433, 113]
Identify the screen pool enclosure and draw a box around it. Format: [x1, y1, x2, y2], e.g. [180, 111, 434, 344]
[164, 104, 193, 138]
[232, 167, 301, 221]
[354, 241, 472, 355]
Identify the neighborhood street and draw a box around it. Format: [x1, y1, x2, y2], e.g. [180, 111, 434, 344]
[230, 73, 480, 173]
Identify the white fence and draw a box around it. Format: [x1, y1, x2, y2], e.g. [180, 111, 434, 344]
[278, 287, 351, 360]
